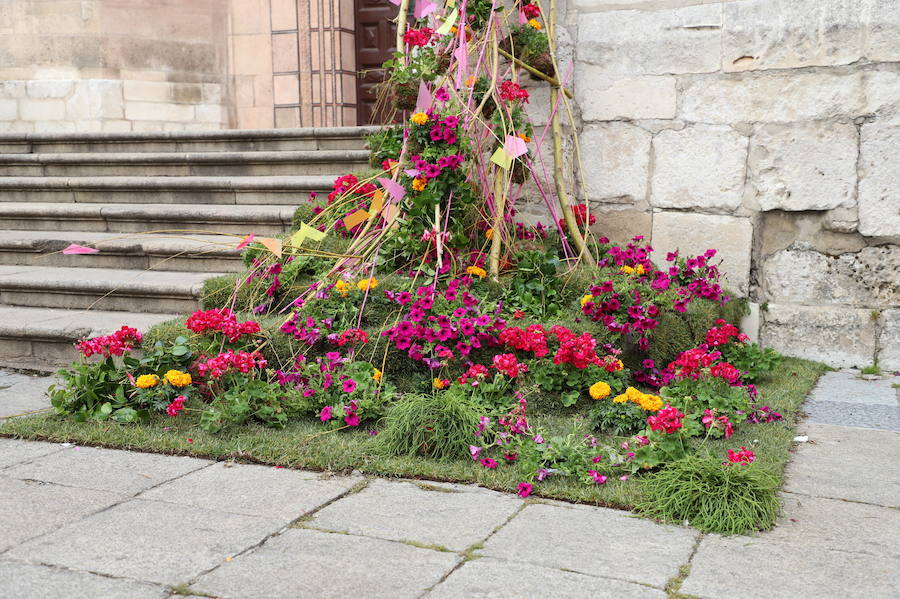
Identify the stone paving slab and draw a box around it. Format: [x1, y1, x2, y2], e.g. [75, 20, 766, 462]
[0, 477, 121, 551]
[0, 560, 168, 599]
[141, 461, 362, 525]
[0, 437, 63, 468]
[807, 370, 898, 406]
[427, 557, 667, 599]
[195, 528, 459, 599]
[0, 373, 53, 418]
[680, 534, 900, 599]
[310, 478, 523, 552]
[804, 399, 900, 431]
[784, 423, 900, 507]
[7, 498, 283, 585]
[3, 445, 211, 496]
[480, 502, 698, 589]
[765, 493, 900, 559]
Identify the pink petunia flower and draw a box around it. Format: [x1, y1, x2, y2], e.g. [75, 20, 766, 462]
[517, 482, 533, 498]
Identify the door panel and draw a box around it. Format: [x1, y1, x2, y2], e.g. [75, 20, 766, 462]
[355, 0, 397, 125]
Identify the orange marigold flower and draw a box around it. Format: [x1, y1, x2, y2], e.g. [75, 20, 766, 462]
[412, 177, 428, 191]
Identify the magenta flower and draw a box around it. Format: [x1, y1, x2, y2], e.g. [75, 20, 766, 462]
[319, 406, 332, 421]
[480, 458, 498, 469]
[517, 482, 533, 498]
[344, 412, 360, 427]
[469, 445, 482, 460]
[342, 379, 357, 393]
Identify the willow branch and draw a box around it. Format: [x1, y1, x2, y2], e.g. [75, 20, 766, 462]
[497, 48, 573, 99]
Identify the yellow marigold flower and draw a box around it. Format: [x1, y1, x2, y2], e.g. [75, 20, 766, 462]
[517, 132, 531, 143]
[135, 374, 159, 389]
[357, 277, 379, 291]
[165, 370, 192, 387]
[410, 112, 429, 125]
[465, 75, 476, 87]
[485, 228, 493, 240]
[372, 368, 382, 382]
[638, 394, 663, 412]
[621, 265, 635, 275]
[450, 26, 458, 34]
[612, 393, 629, 403]
[412, 176, 427, 191]
[614, 359, 625, 371]
[625, 386, 643, 403]
[589, 381, 611, 400]
[433, 377, 447, 389]
[635, 264, 646, 275]
[528, 18, 542, 30]
[335, 279, 349, 297]
[466, 265, 487, 279]
[580, 294, 594, 308]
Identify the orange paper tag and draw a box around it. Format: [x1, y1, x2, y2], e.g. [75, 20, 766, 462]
[258, 237, 282, 258]
[370, 189, 384, 216]
[343, 209, 370, 230]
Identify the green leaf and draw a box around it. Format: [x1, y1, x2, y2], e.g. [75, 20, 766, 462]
[171, 345, 189, 357]
[560, 391, 580, 407]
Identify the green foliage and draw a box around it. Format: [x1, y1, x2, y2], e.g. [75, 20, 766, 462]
[50, 356, 144, 423]
[199, 379, 310, 433]
[383, 48, 440, 84]
[589, 400, 647, 436]
[636, 454, 780, 534]
[502, 247, 564, 318]
[531, 362, 628, 408]
[722, 342, 782, 383]
[860, 363, 881, 376]
[366, 125, 404, 167]
[662, 377, 751, 428]
[375, 388, 482, 460]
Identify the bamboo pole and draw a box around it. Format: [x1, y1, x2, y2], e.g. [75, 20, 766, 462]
[395, 0, 410, 57]
[488, 169, 506, 281]
[546, 0, 594, 266]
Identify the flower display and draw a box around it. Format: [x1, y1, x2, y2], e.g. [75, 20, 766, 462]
[76, 326, 142, 358]
[135, 374, 159, 389]
[589, 381, 611, 400]
[164, 370, 192, 387]
[726, 447, 756, 465]
[647, 404, 685, 434]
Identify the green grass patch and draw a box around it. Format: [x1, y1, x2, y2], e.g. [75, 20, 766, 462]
[1, 358, 824, 520]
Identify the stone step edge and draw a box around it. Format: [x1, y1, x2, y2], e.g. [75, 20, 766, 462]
[0, 175, 335, 191]
[0, 125, 381, 144]
[0, 231, 242, 259]
[0, 202, 295, 222]
[0, 306, 178, 343]
[0, 267, 220, 298]
[0, 149, 371, 166]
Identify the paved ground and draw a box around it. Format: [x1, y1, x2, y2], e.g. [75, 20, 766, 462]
[0, 368, 898, 598]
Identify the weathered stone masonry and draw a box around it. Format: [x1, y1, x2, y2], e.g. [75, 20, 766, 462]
[557, 0, 900, 369]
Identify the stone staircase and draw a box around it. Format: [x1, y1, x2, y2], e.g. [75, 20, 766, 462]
[0, 126, 375, 371]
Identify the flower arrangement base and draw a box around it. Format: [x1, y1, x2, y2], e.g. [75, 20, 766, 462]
[392, 81, 419, 112]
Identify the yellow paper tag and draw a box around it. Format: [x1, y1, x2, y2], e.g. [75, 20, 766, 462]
[436, 8, 458, 35]
[289, 229, 306, 248]
[343, 209, 370, 230]
[490, 146, 512, 170]
[301, 222, 326, 242]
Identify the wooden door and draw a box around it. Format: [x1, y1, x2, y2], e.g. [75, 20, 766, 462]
[354, 0, 397, 125]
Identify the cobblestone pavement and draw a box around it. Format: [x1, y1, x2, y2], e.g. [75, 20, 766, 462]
[0, 369, 898, 598]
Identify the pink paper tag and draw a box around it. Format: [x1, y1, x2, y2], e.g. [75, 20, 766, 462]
[236, 233, 255, 249]
[453, 43, 469, 88]
[378, 177, 407, 203]
[504, 135, 528, 159]
[62, 244, 99, 255]
[404, 168, 420, 177]
[414, 0, 437, 19]
[415, 80, 432, 113]
[519, 9, 528, 25]
[388, 0, 401, 4]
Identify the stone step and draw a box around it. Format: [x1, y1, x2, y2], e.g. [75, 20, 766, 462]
[0, 305, 178, 371]
[0, 230, 244, 273]
[0, 175, 335, 205]
[0, 149, 371, 177]
[0, 203, 294, 235]
[0, 126, 379, 154]
[0, 265, 221, 314]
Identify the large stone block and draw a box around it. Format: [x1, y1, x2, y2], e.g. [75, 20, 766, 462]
[878, 309, 900, 371]
[763, 245, 900, 307]
[65, 80, 124, 120]
[578, 3, 721, 75]
[571, 0, 725, 10]
[749, 122, 858, 212]
[680, 70, 865, 123]
[19, 99, 66, 121]
[723, 0, 875, 71]
[124, 101, 194, 122]
[0, 99, 16, 120]
[25, 79, 74, 99]
[652, 211, 753, 295]
[761, 303, 877, 367]
[859, 123, 900, 238]
[575, 69, 676, 121]
[650, 125, 748, 212]
[590, 208, 653, 246]
[123, 80, 172, 102]
[580, 122, 651, 204]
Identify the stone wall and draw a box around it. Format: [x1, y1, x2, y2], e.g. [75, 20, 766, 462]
[557, 0, 900, 369]
[0, 0, 229, 132]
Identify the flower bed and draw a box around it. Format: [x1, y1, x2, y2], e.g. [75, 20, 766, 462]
[3, 1, 827, 535]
